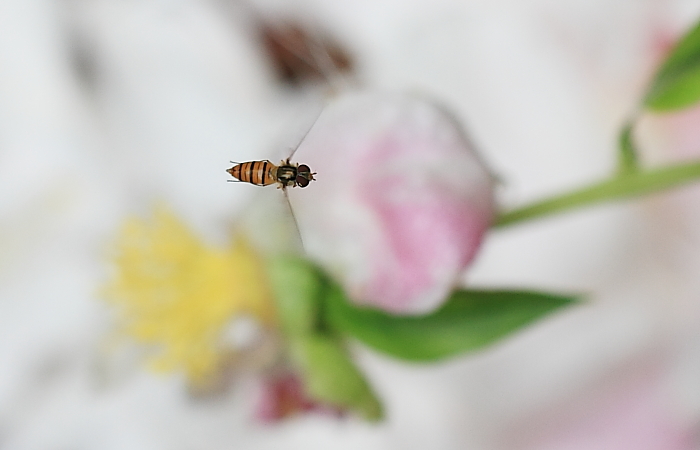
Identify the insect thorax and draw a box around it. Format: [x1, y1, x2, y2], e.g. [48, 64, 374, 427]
[276, 164, 297, 186]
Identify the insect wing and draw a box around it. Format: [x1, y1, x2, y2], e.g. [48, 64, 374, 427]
[238, 185, 305, 255]
[283, 187, 306, 251]
[286, 106, 324, 162]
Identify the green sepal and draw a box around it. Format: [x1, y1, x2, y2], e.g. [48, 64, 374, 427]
[618, 121, 639, 174]
[268, 257, 383, 420]
[290, 335, 383, 421]
[266, 256, 324, 336]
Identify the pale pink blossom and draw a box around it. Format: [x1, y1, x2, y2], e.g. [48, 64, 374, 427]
[290, 92, 495, 314]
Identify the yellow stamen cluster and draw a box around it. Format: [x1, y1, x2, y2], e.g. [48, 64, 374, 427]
[103, 207, 275, 383]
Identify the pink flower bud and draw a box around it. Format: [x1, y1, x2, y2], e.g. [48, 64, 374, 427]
[289, 92, 495, 315]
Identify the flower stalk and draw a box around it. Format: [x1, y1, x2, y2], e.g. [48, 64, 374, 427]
[494, 159, 700, 228]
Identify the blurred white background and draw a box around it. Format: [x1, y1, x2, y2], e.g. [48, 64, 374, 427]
[2, 0, 700, 449]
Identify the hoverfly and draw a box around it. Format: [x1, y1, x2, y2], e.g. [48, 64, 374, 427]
[227, 110, 321, 248]
[226, 159, 316, 189]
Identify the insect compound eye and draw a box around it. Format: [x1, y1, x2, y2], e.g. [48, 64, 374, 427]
[296, 175, 310, 187]
[297, 164, 311, 174]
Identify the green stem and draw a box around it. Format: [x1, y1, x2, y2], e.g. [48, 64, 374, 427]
[494, 160, 700, 228]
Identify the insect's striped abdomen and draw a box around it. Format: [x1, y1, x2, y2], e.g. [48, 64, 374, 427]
[229, 160, 275, 186]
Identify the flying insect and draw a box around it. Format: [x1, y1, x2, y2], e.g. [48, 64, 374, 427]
[226, 159, 315, 189]
[226, 109, 322, 249]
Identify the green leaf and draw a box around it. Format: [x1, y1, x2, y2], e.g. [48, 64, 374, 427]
[325, 285, 578, 361]
[266, 257, 324, 336]
[290, 335, 383, 421]
[645, 19, 700, 110]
